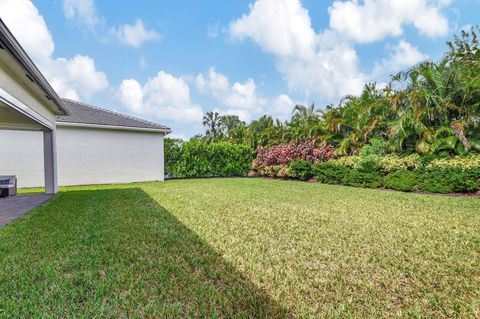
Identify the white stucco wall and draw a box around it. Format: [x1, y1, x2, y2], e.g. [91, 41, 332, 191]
[0, 130, 44, 187]
[0, 126, 165, 188]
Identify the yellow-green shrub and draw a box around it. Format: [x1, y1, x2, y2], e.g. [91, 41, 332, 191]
[328, 156, 358, 168]
[426, 155, 480, 171]
[379, 154, 421, 173]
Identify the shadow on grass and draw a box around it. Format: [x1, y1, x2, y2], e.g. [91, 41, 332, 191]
[0, 188, 292, 318]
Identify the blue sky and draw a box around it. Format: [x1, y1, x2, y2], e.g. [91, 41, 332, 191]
[0, 0, 479, 139]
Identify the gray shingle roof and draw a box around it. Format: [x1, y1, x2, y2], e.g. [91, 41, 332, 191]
[57, 99, 171, 132]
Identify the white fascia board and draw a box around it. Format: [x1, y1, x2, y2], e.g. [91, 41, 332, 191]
[56, 121, 172, 134]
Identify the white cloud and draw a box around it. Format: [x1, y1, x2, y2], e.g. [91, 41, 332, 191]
[45, 55, 108, 100]
[229, 0, 452, 102]
[277, 40, 365, 100]
[63, 0, 100, 30]
[109, 19, 160, 48]
[372, 40, 428, 77]
[118, 71, 203, 123]
[62, 0, 159, 47]
[195, 68, 266, 121]
[229, 0, 365, 101]
[328, 0, 450, 43]
[271, 94, 295, 121]
[195, 68, 299, 121]
[229, 0, 316, 59]
[0, 0, 108, 100]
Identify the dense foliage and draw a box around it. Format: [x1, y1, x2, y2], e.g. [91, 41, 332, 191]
[288, 160, 313, 180]
[254, 141, 335, 168]
[164, 28, 480, 193]
[193, 27, 480, 156]
[254, 150, 480, 193]
[166, 140, 253, 178]
[384, 170, 419, 192]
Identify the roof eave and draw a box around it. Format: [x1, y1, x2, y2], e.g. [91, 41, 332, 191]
[56, 121, 172, 134]
[0, 19, 68, 116]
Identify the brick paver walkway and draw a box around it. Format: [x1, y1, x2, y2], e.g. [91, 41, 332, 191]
[0, 194, 52, 227]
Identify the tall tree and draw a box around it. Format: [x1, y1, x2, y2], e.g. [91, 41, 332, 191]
[202, 111, 222, 142]
[220, 115, 245, 139]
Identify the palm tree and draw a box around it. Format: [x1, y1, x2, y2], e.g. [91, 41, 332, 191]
[202, 111, 222, 142]
[292, 103, 318, 121]
[220, 115, 245, 140]
[388, 59, 480, 155]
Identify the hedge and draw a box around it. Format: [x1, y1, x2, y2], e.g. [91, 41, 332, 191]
[256, 154, 480, 193]
[167, 141, 254, 178]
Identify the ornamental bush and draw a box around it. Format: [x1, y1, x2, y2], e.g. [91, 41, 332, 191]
[255, 141, 335, 168]
[418, 168, 478, 194]
[258, 165, 288, 178]
[164, 138, 184, 174]
[313, 163, 350, 185]
[304, 153, 480, 193]
[168, 141, 254, 178]
[426, 155, 480, 171]
[288, 160, 313, 180]
[354, 143, 384, 174]
[328, 156, 358, 168]
[379, 154, 421, 173]
[341, 170, 384, 189]
[384, 170, 419, 192]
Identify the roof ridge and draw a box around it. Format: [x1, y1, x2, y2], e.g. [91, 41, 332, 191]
[61, 98, 169, 129]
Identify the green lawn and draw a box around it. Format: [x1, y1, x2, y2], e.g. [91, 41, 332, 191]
[1, 179, 479, 318]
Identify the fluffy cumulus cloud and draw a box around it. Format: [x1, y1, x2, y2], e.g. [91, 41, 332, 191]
[0, 0, 108, 100]
[372, 40, 428, 77]
[229, 0, 450, 102]
[118, 72, 203, 123]
[328, 0, 450, 43]
[62, 0, 159, 47]
[230, 0, 316, 59]
[195, 68, 297, 121]
[195, 68, 266, 121]
[229, 0, 365, 101]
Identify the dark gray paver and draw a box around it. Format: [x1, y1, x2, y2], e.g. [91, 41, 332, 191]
[0, 194, 52, 227]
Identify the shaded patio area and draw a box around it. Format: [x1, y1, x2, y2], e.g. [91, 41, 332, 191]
[0, 194, 52, 227]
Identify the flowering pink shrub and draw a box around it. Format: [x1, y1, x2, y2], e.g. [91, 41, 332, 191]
[255, 141, 335, 168]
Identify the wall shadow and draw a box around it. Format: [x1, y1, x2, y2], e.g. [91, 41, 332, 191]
[0, 188, 293, 318]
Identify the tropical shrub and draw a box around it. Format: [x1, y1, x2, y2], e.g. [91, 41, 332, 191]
[194, 28, 480, 157]
[255, 141, 335, 168]
[169, 141, 254, 178]
[277, 165, 290, 179]
[341, 170, 384, 189]
[328, 156, 358, 168]
[288, 160, 313, 180]
[355, 156, 382, 173]
[418, 168, 478, 193]
[258, 165, 284, 178]
[426, 155, 480, 171]
[313, 163, 350, 185]
[379, 154, 421, 173]
[164, 138, 184, 174]
[426, 155, 480, 185]
[384, 170, 420, 192]
[354, 143, 384, 173]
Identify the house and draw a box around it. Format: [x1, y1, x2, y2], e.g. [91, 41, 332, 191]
[0, 19, 171, 193]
